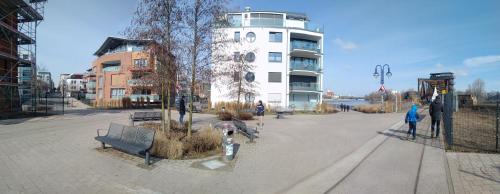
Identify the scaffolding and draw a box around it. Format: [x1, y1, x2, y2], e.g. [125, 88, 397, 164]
[0, 0, 46, 113]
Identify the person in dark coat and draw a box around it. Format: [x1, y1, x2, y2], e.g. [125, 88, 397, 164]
[340, 103, 344, 112]
[429, 96, 444, 138]
[256, 100, 265, 129]
[346, 105, 350, 112]
[179, 95, 186, 124]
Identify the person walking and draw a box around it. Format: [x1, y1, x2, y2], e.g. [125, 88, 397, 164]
[179, 95, 186, 124]
[256, 100, 265, 129]
[340, 103, 345, 112]
[405, 104, 420, 140]
[346, 105, 350, 112]
[429, 96, 444, 138]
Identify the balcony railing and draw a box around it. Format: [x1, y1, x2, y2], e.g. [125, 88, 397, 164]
[130, 65, 153, 71]
[129, 94, 160, 102]
[102, 66, 120, 72]
[290, 82, 320, 91]
[289, 101, 319, 111]
[249, 18, 284, 27]
[128, 79, 153, 87]
[290, 61, 321, 72]
[85, 93, 96, 100]
[290, 40, 320, 53]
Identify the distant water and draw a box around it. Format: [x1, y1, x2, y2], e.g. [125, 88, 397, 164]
[324, 99, 369, 107]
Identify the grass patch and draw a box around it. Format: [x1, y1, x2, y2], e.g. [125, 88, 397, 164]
[141, 123, 222, 159]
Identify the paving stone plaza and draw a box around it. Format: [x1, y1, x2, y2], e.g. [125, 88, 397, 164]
[0, 110, 499, 194]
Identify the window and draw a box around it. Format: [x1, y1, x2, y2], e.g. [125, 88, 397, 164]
[245, 52, 255, 62]
[246, 32, 256, 42]
[233, 52, 241, 62]
[227, 14, 242, 27]
[268, 72, 281, 83]
[234, 31, 240, 42]
[133, 59, 147, 68]
[233, 72, 240, 82]
[269, 32, 282, 42]
[111, 88, 125, 99]
[268, 93, 282, 104]
[268, 52, 282, 62]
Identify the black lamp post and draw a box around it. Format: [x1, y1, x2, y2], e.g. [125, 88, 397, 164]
[373, 64, 392, 112]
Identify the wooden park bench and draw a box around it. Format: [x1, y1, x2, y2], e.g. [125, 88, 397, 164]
[130, 111, 162, 126]
[95, 123, 156, 165]
[232, 118, 258, 142]
[275, 107, 294, 119]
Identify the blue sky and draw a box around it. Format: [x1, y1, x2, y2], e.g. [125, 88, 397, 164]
[38, 0, 500, 96]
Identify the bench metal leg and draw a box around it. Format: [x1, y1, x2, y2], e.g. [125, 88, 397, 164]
[145, 152, 150, 165]
[101, 142, 105, 149]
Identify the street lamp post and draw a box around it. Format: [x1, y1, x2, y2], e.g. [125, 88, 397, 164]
[373, 64, 392, 112]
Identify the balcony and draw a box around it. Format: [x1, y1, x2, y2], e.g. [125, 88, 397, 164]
[85, 93, 96, 100]
[249, 18, 284, 27]
[130, 65, 153, 71]
[290, 82, 321, 92]
[290, 40, 321, 53]
[290, 60, 321, 73]
[289, 101, 318, 111]
[129, 94, 160, 102]
[102, 66, 120, 72]
[86, 81, 96, 89]
[128, 79, 153, 87]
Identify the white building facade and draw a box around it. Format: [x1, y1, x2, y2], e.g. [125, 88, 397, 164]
[211, 8, 324, 110]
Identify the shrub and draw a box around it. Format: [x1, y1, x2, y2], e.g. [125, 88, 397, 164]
[141, 123, 222, 160]
[237, 112, 253, 120]
[354, 104, 381, 113]
[218, 112, 233, 121]
[122, 97, 132, 108]
[185, 128, 221, 153]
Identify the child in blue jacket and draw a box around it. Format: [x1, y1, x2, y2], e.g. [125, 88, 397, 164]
[405, 104, 420, 140]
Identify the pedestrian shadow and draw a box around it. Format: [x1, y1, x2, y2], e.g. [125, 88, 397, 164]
[377, 126, 445, 149]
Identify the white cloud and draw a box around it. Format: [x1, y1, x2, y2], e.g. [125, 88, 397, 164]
[435, 63, 444, 68]
[333, 38, 358, 51]
[463, 55, 500, 67]
[450, 69, 468, 76]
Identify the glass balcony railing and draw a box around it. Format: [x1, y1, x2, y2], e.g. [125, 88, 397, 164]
[290, 61, 321, 72]
[249, 18, 284, 27]
[129, 94, 160, 102]
[102, 66, 120, 72]
[290, 82, 320, 91]
[85, 93, 96, 100]
[289, 101, 319, 111]
[304, 22, 324, 33]
[291, 40, 321, 53]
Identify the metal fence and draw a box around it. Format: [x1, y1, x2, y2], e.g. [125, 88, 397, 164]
[444, 93, 500, 153]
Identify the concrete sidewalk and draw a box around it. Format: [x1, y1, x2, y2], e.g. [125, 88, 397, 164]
[287, 109, 452, 194]
[330, 112, 451, 194]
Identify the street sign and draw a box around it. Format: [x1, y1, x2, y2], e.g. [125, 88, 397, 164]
[378, 85, 386, 93]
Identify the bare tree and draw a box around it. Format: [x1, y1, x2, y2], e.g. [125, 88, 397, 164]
[128, 0, 182, 132]
[466, 78, 486, 102]
[183, 0, 229, 138]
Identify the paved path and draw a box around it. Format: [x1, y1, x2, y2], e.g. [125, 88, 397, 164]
[329, 110, 451, 194]
[0, 110, 404, 194]
[447, 152, 500, 194]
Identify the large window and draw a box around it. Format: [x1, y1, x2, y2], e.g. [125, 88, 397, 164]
[111, 88, 125, 99]
[227, 14, 242, 27]
[268, 52, 282, 62]
[268, 72, 282, 83]
[269, 32, 282, 42]
[234, 31, 240, 42]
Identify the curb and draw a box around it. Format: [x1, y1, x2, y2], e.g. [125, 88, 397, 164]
[283, 120, 405, 194]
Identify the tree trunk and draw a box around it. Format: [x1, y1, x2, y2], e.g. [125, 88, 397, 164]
[161, 80, 165, 132]
[166, 80, 171, 133]
[188, 0, 200, 139]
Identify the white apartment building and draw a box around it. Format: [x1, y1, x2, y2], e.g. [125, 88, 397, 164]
[211, 8, 324, 110]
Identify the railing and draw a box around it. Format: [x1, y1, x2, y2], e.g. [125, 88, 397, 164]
[127, 79, 153, 86]
[85, 93, 96, 100]
[86, 82, 96, 89]
[129, 94, 160, 102]
[130, 65, 153, 71]
[290, 61, 321, 72]
[249, 18, 284, 27]
[289, 101, 318, 111]
[290, 40, 320, 53]
[290, 82, 320, 91]
[304, 22, 324, 33]
[102, 66, 120, 72]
